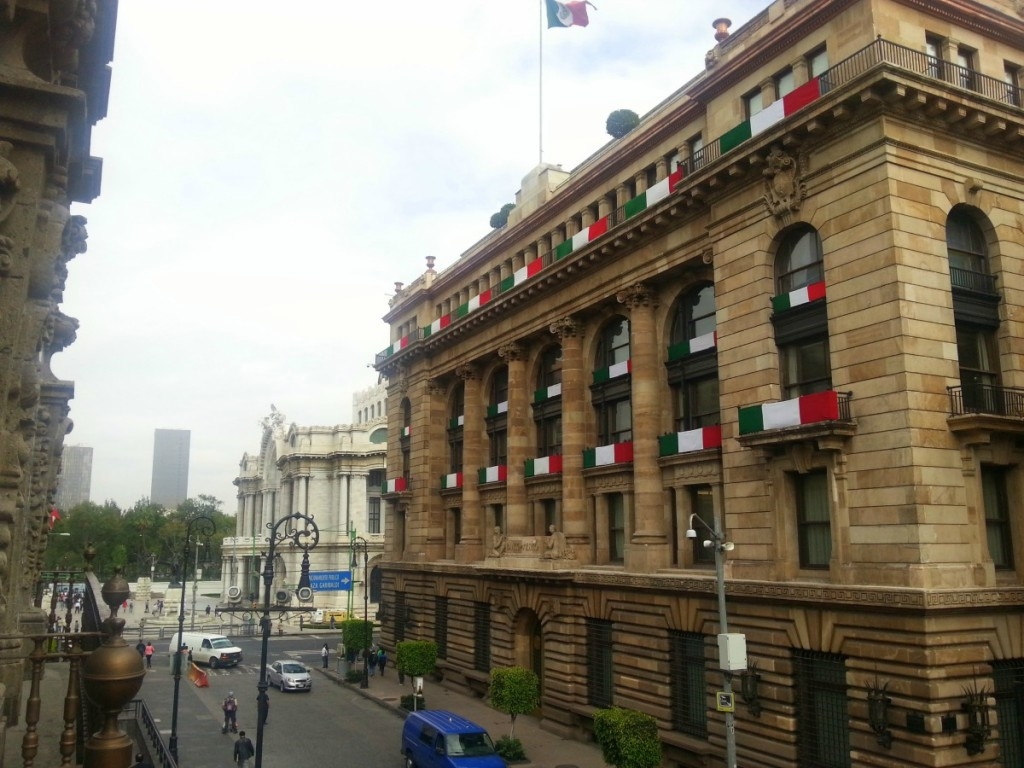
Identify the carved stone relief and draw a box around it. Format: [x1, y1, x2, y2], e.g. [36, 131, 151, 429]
[762, 145, 806, 218]
[0, 142, 20, 225]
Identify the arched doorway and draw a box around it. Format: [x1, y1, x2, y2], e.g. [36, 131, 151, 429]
[512, 608, 543, 714]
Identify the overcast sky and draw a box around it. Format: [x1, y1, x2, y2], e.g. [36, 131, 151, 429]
[58, 0, 766, 511]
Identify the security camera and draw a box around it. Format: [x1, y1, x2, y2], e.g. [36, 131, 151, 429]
[685, 528, 697, 539]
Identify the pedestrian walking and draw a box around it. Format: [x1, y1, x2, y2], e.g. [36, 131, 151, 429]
[205, 604, 211, 615]
[130, 751, 154, 768]
[222, 691, 239, 734]
[143, 641, 154, 669]
[377, 647, 387, 677]
[321, 643, 329, 669]
[233, 730, 254, 768]
[135, 640, 145, 657]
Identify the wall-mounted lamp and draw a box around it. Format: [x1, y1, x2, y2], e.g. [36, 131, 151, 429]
[962, 681, 991, 756]
[740, 661, 762, 717]
[867, 679, 892, 749]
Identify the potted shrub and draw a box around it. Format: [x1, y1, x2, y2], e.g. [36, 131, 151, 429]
[593, 707, 662, 768]
[396, 640, 437, 711]
[341, 618, 373, 667]
[489, 666, 539, 761]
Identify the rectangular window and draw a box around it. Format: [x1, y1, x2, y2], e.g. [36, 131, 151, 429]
[775, 67, 795, 98]
[690, 486, 716, 565]
[543, 499, 557, 531]
[609, 493, 625, 563]
[1004, 63, 1022, 106]
[368, 469, 385, 488]
[981, 466, 1014, 569]
[992, 659, 1024, 766]
[448, 428, 463, 473]
[368, 498, 381, 534]
[782, 337, 832, 398]
[794, 650, 850, 768]
[744, 88, 764, 118]
[598, 399, 632, 444]
[586, 619, 614, 708]
[434, 596, 449, 659]
[473, 602, 492, 672]
[488, 428, 508, 466]
[394, 591, 407, 643]
[957, 46, 977, 91]
[689, 134, 706, 170]
[670, 631, 708, 737]
[957, 327, 1000, 412]
[796, 470, 831, 569]
[925, 35, 944, 79]
[808, 46, 829, 78]
[674, 376, 720, 431]
[538, 414, 562, 456]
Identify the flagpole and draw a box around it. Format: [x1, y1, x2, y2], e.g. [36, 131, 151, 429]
[539, 0, 544, 165]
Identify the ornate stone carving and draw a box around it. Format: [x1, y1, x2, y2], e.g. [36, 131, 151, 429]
[540, 525, 575, 560]
[549, 317, 580, 339]
[763, 145, 806, 218]
[0, 236, 15, 277]
[455, 363, 477, 381]
[260, 405, 286, 438]
[50, 0, 98, 82]
[426, 379, 446, 397]
[701, 248, 714, 266]
[497, 342, 524, 362]
[616, 283, 656, 310]
[0, 142, 21, 224]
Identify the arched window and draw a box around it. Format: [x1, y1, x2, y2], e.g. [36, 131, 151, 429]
[591, 317, 632, 444]
[773, 227, 830, 399]
[667, 283, 719, 431]
[448, 384, 464, 473]
[487, 367, 508, 468]
[534, 345, 563, 456]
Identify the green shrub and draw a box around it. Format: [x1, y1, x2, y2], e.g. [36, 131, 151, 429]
[593, 707, 662, 768]
[494, 736, 526, 761]
[396, 640, 438, 678]
[344, 669, 364, 684]
[490, 666, 540, 739]
[341, 618, 373, 656]
[489, 202, 516, 229]
[400, 693, 426, 711]
[605, 109, 640, 139]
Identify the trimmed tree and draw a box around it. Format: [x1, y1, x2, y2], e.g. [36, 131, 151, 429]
[593, 707, 662, 768]
[396, 640, 438, 711]
[490, 666, 540, 739]
[605, 109, 640, 139]
[490, 202, 516, 229]
[340, 619, 373, 663]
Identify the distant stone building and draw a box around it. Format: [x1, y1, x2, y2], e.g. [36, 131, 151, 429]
[55, 445, 93, 511]
[0, 0, 118, 723]
[224, 383, 387, 616]
[373, 2, 1024, 766]
[150, 428, 191, 508]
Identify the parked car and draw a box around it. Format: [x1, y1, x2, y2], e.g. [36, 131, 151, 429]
[267, 660, 312, 692]
[401, 710, 506, 768]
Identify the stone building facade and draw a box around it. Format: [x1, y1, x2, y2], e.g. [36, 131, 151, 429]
[0, 0, 117, 721]
[373, 1, 1024, 766]
[225, 386, 387, 616]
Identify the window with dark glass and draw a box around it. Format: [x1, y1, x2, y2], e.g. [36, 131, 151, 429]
[609, 493, 625, 563]
[670, 631, 708, 737]
[401, 399, 412, 479]
[586, 619, 614, 708]
[796, 470, 831, 569]
[591, 318, 632, 445]
[668, 284, 720, 431]
[434, 596, 449, 659]
[690, 486, 716, 565]
[981, 466, 1014, 569]
[956, 46, 977, 91]
[926, 35, 944, 79]
[473, 602, 492, 672]
[533, 345, 563, 456]
[689, 134, 705, 170]
[992, 659, 1024, 766]
[794, 650, 850, 768]
[1004, 63, 1022, 106]
[487, 367, 508, 467]
[776, 226, 824, 294]
[394, 591, 407, 643]
[448, 384, 464, 473]
[368, 498, 381, 534]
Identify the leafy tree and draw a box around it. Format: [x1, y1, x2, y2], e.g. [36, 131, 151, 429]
[606, 109, 640, 139]
[489, 202, 516, 229]
[341, 619, 373, 660]
[593, 707, 662, 768]
[396, 640, 437, 678]
[490, 666, 539, 739]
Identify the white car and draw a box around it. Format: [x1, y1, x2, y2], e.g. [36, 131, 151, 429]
[267, 660, 312, 692]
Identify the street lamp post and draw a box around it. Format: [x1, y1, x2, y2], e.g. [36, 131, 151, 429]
[169, 514, 215, 764]
[254, 512, 319, 768]
[352, 536, 369, 689]
[686, 513, 743, 768]
[190, 541, 203, 631]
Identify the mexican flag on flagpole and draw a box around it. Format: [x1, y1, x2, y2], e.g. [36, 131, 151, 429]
[546, 0, 594, 28]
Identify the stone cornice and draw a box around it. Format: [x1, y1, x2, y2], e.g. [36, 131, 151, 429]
[890, 0, 1024, 48]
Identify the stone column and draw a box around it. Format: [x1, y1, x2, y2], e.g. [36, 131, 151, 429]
[551, 317, 589, 560]
[500, 342, 529, 535]
[617, 283, 670, 572]
[423, 379, 448, 560]
[456, 364, 484, 562]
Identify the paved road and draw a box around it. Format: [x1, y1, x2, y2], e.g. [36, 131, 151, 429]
[142, 633, 404, 767]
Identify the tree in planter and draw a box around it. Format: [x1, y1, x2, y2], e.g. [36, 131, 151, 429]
[489, 202, 516, 229]
[396, 640, 437, 711]
[593, 707, 662, 768]
[605, 109, 640, 139]
[340, 618, 373, 666]
[489, 666, 539, 761]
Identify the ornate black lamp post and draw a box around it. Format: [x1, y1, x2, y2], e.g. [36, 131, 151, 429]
[352, 536, 370, 689]
[169, 514, 214, 763]
[254, 512, 319, 768]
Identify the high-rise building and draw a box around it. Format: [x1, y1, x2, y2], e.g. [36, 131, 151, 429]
[374, 2, 1024, 766]
[54, 446, 93, 511]
[150, 429, 191, 509]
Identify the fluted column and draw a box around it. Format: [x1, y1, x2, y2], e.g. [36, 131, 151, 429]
[500, 342, 528, 535]
[617, 283, 669, 571]
[457, 364, 484, 562]
[551, 317, 589, 560]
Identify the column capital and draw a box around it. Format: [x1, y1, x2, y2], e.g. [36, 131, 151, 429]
[549, 317, 582, 339]
[427, 378, 446, 396]
[616, 283, 657, 311]
[455, 363, 478, 381]
[498, 342, 525, 362]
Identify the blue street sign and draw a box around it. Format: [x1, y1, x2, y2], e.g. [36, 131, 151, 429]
[309, 571, 352, 591]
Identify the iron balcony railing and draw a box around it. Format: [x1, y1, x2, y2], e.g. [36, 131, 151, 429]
[948, 384, 1024, 418]
[949, 266, 999, 295]
[375, 37, 1023, 362]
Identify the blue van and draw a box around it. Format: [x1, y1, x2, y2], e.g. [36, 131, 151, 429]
[401, 710, 507, 768]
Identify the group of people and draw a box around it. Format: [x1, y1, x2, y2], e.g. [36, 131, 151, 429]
[365, 645, 388, 677]
[222, 691, 260, 767]
[133, 640, 156, 668]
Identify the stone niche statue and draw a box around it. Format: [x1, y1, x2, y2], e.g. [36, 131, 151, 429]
[542, 525, 567, 559]
[489, 526, 506, 557]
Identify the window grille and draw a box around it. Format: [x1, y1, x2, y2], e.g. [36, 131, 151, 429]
[992, 659, 1024, 766]
[434, 596, 448, 659]
[586, 619, 614, 708]
[474, 602, 491, 672]
[794, 650, 850, 768]
[670, 631, 708, 737]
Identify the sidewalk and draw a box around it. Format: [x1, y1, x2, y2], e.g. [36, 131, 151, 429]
[316, 662, 608, 768]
